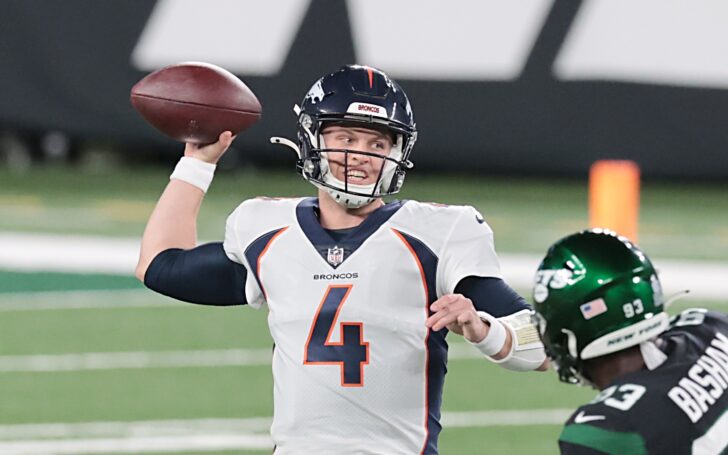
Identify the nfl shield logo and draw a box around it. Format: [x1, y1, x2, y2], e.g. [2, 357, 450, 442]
[327, 246, 345, 266]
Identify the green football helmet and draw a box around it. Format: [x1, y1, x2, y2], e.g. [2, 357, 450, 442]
[532, 229, 669, 385]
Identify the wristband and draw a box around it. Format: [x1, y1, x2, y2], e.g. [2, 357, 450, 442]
[468, 310, 508, 357]
[170, 157, 217, 193]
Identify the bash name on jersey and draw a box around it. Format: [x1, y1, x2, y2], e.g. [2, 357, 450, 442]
[223, 197, 501, 454]
[559, 309, 728, 455]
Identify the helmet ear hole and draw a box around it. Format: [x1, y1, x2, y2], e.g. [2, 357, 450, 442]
[385, 169, 406, 193]
[300, 157, 320, 179]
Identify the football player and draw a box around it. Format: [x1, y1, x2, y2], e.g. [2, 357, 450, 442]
[532, 229, 728, 454]
[136, 64, 547, 454]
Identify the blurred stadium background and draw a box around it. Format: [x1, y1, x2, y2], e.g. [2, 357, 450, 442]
[1, 1, 727, 453]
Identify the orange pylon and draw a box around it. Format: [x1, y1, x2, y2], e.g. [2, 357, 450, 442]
[589, 160, 640, 242]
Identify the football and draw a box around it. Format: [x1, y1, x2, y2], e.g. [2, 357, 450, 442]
[130, 62, 262, 144]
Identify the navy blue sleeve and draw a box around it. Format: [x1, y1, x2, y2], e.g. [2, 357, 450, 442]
[144, 242, 247, 306]
[454, 276, 530, 317]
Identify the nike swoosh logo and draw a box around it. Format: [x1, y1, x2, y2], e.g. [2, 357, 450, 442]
[574, 411, 606, 424]
[475, 215, 484, 224]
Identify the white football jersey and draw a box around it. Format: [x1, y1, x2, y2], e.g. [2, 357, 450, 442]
[224, 197, 502, 454]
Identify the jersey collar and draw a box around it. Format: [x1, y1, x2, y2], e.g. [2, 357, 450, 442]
[296, 197, 405, 268]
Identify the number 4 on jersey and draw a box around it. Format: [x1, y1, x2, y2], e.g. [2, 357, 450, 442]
[304, 285, 370, 387]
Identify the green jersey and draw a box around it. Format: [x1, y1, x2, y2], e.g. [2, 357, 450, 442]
[560, 309, 728, 455]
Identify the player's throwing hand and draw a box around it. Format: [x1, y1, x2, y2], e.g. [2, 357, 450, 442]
[184, 131, 235, 164]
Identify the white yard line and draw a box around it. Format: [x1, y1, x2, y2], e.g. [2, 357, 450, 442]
[2, 232, 727, 298]
[0, 232, 139, 275]
[0, 289, 177, 311]
[0, 410, 573, 454]
[0, 349, 275, 372]
[2, 285, 726, 313]
[0, 418, 273, 439]
[0, 344, 482, 373]
[499, 253, 728, 300]
[0, 434, 273, 454]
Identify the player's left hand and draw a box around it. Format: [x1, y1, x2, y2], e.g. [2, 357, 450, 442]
[426, 294, 488, 343]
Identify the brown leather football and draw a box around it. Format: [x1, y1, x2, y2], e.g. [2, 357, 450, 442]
[130, 62, 262, 144]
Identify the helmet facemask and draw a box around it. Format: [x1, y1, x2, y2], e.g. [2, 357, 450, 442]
[532, 308, 591, 386]
[299, 117, 413, 209]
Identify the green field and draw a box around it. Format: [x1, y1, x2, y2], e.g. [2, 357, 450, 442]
[1, 166, 726, 454]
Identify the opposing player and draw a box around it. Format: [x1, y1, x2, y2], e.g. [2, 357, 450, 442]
[136, 64, 547, 454]
[532, 229, 728, 454]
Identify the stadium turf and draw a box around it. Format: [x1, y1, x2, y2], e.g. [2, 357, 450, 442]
[0, 285, 722, 453]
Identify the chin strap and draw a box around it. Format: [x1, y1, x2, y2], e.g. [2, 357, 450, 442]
[315, 182, 376, 209]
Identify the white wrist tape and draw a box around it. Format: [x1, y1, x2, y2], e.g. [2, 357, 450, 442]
[469, 311, 508, 357]
[170, 157, 217, 193]
[489, 309, 547, 372]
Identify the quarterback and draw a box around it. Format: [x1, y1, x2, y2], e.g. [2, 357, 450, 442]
[136, 65, 547, 454]
[532, 229, 728, 454]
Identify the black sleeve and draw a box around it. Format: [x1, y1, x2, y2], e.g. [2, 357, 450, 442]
[454, 276, 530, 317]
[144, 242, 248, 306]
